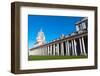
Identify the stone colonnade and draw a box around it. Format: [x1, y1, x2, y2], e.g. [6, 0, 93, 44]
[45, 36, 87, 56]
[29, 35, 87, 56]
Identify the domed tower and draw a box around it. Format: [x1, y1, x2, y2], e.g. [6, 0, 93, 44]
[34, 29, 46, 47]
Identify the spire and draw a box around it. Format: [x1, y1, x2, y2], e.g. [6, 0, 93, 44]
[34, 28, 46, 47]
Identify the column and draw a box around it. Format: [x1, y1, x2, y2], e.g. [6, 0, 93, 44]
[47, 46, 50, 55]
[74, 39, 77, 56]
[82, 37, 87, 56]
[50, 45, 52, 55]
[71, 40, 75, 56]
[56, 43, 59, 55]
[43, 47, 46, 55]
[55, 44, 57, 55]
[44, 46, 48, 55]
[53, 44, 55, 55]
[67, 41, 70, 56]
[79, 38, 83, 55]
[61, 42, 64, 55]
[65, 41, 68, 56]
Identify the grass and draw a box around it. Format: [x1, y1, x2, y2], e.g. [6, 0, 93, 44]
[28, 55, 88, 61]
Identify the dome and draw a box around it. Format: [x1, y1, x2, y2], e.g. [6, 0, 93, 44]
[34, 29, 46, 47]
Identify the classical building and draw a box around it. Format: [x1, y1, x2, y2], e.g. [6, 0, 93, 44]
[33, 29, 46, 47]
[29, 17, 88, 56]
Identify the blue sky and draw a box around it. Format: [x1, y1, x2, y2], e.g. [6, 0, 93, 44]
[28, 15, 83, 49]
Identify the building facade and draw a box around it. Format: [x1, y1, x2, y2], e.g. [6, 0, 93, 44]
[29, 17, 88, 56]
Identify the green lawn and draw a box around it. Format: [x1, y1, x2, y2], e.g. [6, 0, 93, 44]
[28, 55, 87, 61]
